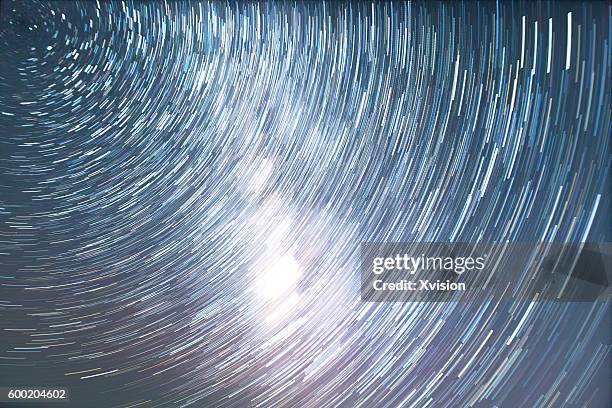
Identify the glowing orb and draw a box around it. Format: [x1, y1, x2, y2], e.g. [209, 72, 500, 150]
[256, 254, 301, 301]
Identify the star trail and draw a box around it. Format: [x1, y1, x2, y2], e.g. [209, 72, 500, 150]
[0, 1, 610, 407]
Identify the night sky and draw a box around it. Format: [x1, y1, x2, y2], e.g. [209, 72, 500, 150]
[0, 1, 610, 407]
